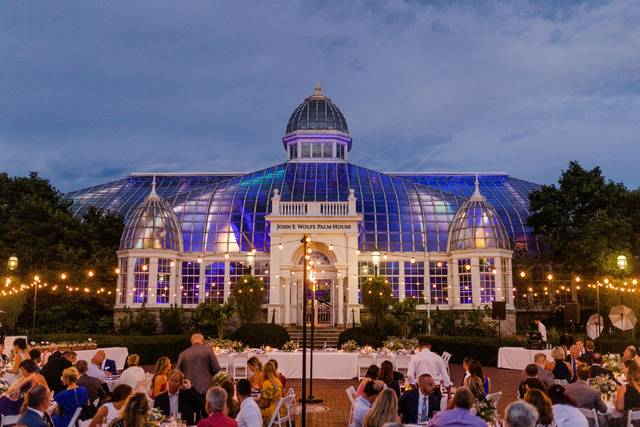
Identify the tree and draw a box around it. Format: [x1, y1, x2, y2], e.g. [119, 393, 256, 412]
[231, 275, 265, 324]
[192, 300, 235, 338]
[159, 305, 188, 334]
[391, 298, 418, 338]
[360, 276, 394, 328]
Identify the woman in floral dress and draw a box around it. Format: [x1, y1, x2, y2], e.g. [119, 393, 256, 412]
[258, 362, 284, 424]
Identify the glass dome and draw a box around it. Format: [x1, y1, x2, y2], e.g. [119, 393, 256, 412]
[448, 179, 510, 251]
[120, 182, 182, 251]
[285, 84, 348, 135]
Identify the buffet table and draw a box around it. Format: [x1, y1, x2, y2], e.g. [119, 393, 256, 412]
[497, 347, 552, 370]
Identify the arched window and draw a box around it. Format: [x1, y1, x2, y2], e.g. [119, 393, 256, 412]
[298, 251, 332, 266]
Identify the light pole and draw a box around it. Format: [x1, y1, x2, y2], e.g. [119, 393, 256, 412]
[371, 251, 380, 277]
[32, 274, 40, 336]
[246, 248, 256, 275]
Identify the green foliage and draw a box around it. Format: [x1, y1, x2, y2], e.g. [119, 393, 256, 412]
[360, 276, 394, 328]
[159, 305, 188, 335]
[32, 333, 190, 365]
[338, 326, 387, 349]
[116, 307, 136, 335]
[133, 304, 158, 335]
[231, 275, 265, 324]
[191, 300, 235, 339]
[391, 298, 419, 338]
[230, 323, 290, 348]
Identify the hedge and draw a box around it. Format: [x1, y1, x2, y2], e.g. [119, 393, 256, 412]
[229, 323, 290, 348]
[32, 334, 190, 365]
[338, 328, 526, 366]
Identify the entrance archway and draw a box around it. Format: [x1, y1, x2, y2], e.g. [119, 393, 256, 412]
[294, 249, 336, 326]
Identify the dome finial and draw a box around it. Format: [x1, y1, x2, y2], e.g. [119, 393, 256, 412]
[314, 82, 322, 96]
[470, 174, 485, 201]
[149, 175, 158, 198]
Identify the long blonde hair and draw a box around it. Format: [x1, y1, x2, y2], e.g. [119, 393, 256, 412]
[247, 357, 263, 374]
[121, 392, 149, 427]
[362, 389, 398, 427]
[263, 361, 280, 384]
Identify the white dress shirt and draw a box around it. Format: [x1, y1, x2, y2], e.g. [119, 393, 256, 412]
[351, 396, 371, 427]
[117, 366, 147, 390]
[552, 403, 588, 427]
[168, 391, 179, 417]
[407, 349, 451, 387]
[236, 397, 262, 427]
[538, 322, 547, 342]
[417, 389, 430, 423]
[87, 363, 107, 384]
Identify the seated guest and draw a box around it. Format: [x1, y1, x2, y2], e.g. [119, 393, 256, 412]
[258, 362, 283, 422]
[154, 369, 205, 425]
[565, 365, 606, 413]
[504, 401, 539, 427]
[117, 354, 146, 391]
[76, 360, 106, 416]
[623, 346, 637, 362]
[88, 384, 132, 427]
[197, 387, 237, 427]
[467, 359, 491, 395]
[16, 385, 52, 427]
[28, 349, 41, 370]
[267, 359, 286, 389]
[235, 379, 262, 427]
[351, 380, 383, 427]
[362, 388, 399, 427]
[590, 353, 615, 380]
[398, 372, 441, 424]
[615, 359, 640, 413]
[220, 379, 239, 418]
[88, 352, 109, 386]
[96, 350, 118, 376]
[40, 351, 77, 394]
[150, 356, 171, 399]
[532, 353, 555, 389]
[524, 389, 554, 427]
[518, 378, 546, 399]
[583, 340, 595, 365]
[108, 392, 149, 427]
[8, 338, 30, 374]
[567, 345, 581, 381]
[464, 376, 485, 403]
[246, 357, 264, 390]
[52, 367, 89, 427]
[0, 360, 48, 417]
[519, 364, 542, 398]
[379, 361, 400, 398]
[547, 384, 588, 427]
[546, 347, 572, 383]
[356, 365, 380, 398]
[461, 357, 472, 386]
[426, 387, 486, 427]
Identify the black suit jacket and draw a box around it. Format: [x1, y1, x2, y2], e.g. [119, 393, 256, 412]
[153, 389, 205, 425]
[102, 359, 117, 375]
[591, 365, 617, 382]
[398, 389, 441, 424]
[40, 357, 72, 393]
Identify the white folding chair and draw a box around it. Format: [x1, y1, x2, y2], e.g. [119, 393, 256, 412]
[217, 354, 230, 373]
[345, 386, 356, 404]
[267, 394, 295, 427]
[358, 354, 375, 379]
[375, 354, 393, 367]
[67, 407, 83, 427]
[395, 354, 411, 376]
[441, 351, 452, 376]
[1, 415, 19, 427]
[627, 409, 640, 427]
[578, 408, 599, 427]
[232, 354, 249, 379]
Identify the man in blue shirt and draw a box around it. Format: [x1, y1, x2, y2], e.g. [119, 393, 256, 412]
[427, 387, 485, 427]
[399, 372, 441, 424]
[350, 380, 383, 427]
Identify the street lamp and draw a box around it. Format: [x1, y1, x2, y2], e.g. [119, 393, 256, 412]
[7, 256, 18, 272]
[371, 251, 381, 277]
[246, 248, 256, 275]
[618, 255, 628, 271]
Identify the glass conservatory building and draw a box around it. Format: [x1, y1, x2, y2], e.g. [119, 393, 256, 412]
[66, 85, 540, 327]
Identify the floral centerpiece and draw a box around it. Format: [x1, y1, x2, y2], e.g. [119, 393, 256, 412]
[282, 340, 298, 352]
[589, 375, 619, 398]
[211, 371, 232, 387]
[148, 407, 165, 425]
[360, 345, 374, 354]
[382, 337, 418, 353]
[260, 345, 274, 353]
[602, 353, 623, 375]
[473, 394, 499, 423]
[340, 340, 360, 352]
[207, 339, 246, 353]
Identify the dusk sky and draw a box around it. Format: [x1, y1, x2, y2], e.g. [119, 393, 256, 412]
[2, 1, 639, 192]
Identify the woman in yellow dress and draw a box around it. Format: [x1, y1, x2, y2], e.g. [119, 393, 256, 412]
[247, 357, 264, 390]
[258, 361, 284, 424]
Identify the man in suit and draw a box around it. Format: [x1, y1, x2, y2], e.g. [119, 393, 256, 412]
[16, 385, 54, 427]
[76, 360, 106, 412]
[95, 350, 118, 376]
[568, 345, 581, 382]
[176, 332, 220, 397]
[154, 369, 205, 426]
[40, 351, 76, 394]
[398, 372, 441, 424]
[565, 364, 607, 424]
[583, 340, 595, 365]
[590, 353, 616, 381]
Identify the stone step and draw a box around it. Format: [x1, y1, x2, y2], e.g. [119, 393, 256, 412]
[285, 327, 344, 349]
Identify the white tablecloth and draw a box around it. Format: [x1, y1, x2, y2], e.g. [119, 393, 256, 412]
[497, 347, 552, 370]
[75, 347, 129, 371]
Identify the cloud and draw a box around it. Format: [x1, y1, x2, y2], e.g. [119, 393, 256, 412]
[0, 0, 639, 191]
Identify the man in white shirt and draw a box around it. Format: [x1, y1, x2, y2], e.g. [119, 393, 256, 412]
[235, 379, 262, 427]
[88, 352, 108, 385]
[407, 337, 451, 396]
[535, 319, 547, 344]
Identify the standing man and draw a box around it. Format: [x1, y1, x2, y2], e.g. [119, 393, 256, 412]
[398, 372, 441, 424]
[40, 351, 76, 394]
[407, 337, 451, 397]
[534, 319, 547, 345]
[176, 332, 220, 397]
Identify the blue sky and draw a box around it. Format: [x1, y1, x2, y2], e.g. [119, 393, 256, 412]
[1, 0, 639, 191]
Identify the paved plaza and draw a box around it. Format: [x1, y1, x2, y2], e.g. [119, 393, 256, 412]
[285, 364, 520, 426]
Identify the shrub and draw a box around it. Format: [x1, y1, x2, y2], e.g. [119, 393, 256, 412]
[134, 304, 158, 335]
[191, 301, 235, 339]
[338, 327, 387, 349]
[231, 275, 265, 324]
[230, 323, 290, 348]
[159, 305, 188, 335]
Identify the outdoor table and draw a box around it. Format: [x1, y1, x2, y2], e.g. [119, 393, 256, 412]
[497, 347, 553, 370]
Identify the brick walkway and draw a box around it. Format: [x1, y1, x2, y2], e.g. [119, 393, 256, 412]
[286, 364, 521, 426]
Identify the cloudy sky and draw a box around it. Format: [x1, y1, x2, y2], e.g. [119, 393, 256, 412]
[1, 0, 639, 191]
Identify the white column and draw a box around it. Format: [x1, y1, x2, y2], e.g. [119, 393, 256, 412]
[451, 257, 459, 308]
[223, 260, 231, 302]
[399, 261, 406, 301]
[337, 269, 345, 325]
[170, 260, 178, 306]
[126, 256, 135, 306]
[283, 276, 291, 325]
[148, 257, 159, 306]
[495, 257, 505, 304]
[197, 260, 205, 305]
[471, 257, 481, 307]
[346, 234, 360, 324]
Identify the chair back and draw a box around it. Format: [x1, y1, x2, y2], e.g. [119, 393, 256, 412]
[627, 409, 640, 427]
[395, 354, 411, 376]
[358, 354, 375, 379]
[232, 354, 249, 379]
[346, 386, 356, 404]
[1, 415, 20, 427]
[267, 394, 295, 427]
[67, 407, 83, 427]
[578, 407, 599, 427]
[441, 351, 452, 364]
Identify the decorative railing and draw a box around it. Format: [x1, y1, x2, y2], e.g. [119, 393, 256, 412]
[305, 301, 333, 325]
[270, 188, 357, 217]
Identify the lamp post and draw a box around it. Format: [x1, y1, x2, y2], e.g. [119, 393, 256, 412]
[7, 256, 18, 273]
[246, 248, 256, 275]
[371, 251, 381, 277]
[32, 274, 40, 336]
